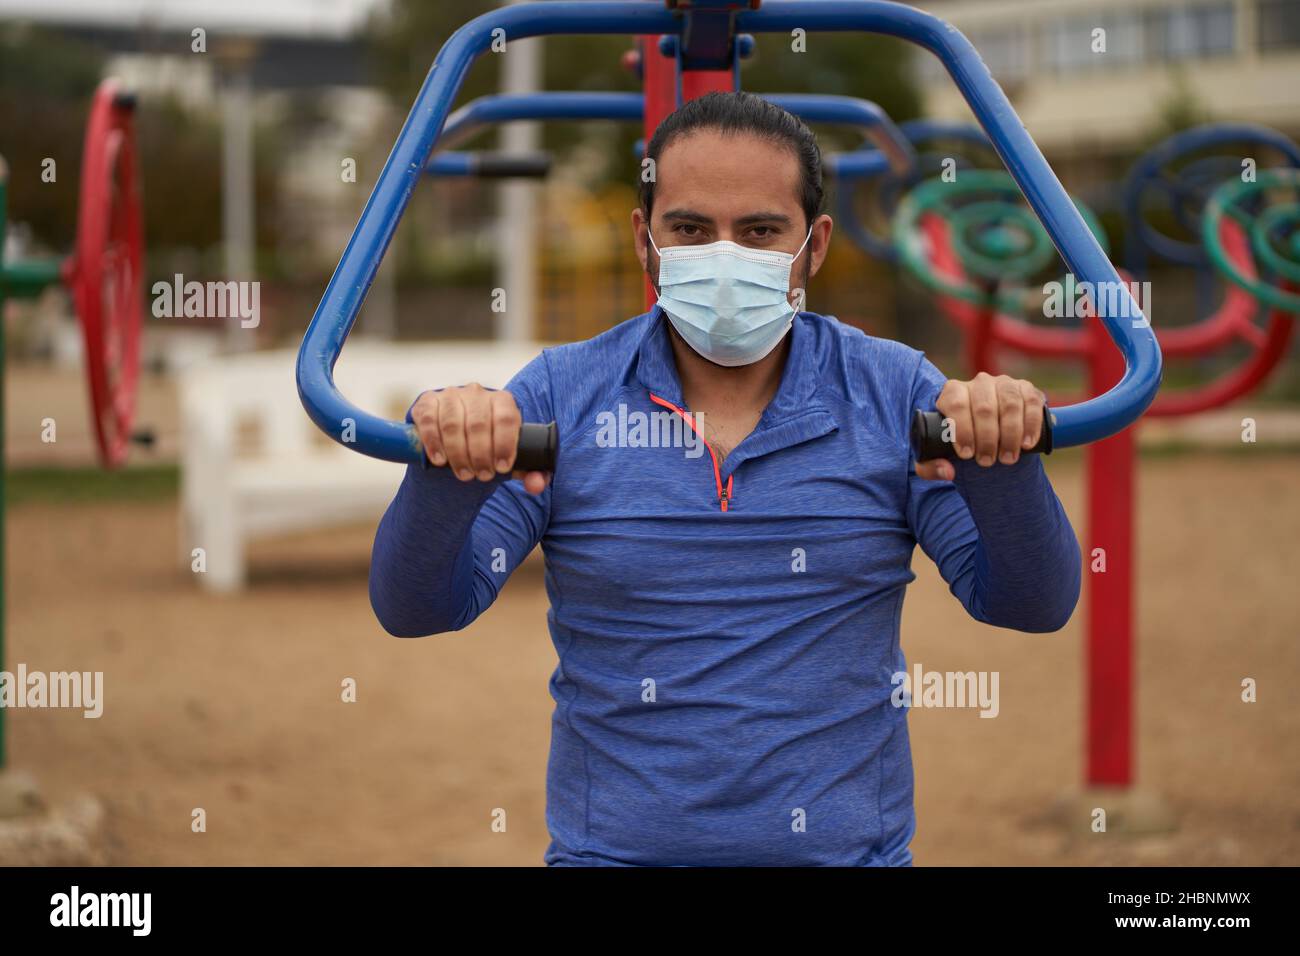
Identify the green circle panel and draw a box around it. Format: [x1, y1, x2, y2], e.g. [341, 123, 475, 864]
[1203, 169, 1300, 313]
[893, 170, 1109, 307]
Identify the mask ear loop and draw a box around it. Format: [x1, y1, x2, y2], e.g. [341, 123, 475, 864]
[793, 226, 814, 261]
[789, 227, 815, 314]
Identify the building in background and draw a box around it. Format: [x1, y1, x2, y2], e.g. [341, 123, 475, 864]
[916, 0, 1300, 152]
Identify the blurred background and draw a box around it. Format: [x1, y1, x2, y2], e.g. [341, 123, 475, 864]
[1, 0, 1297, 865]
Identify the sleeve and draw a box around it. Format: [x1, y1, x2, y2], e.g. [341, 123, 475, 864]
[904, 354, 1082, 633]
[367, 352, 554, 637]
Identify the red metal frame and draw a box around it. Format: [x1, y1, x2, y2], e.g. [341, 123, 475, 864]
[922, 206, 1292, 789]
[66, 79, 144, 469]
[639, 33, 735, 306]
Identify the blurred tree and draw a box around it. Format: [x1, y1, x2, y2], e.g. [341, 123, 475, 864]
[741, 32, 922, 135]
[0, 22, 281, 272]
[1149, 70, 1212, 144]
[0, 23, 105, 248]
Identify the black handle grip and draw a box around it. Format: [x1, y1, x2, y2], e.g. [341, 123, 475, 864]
[515, 421, 558, 473]
[470, 151, 552, 179]
[910, 409, 1052, 462]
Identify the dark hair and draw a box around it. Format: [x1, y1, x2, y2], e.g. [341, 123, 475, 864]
[640, 91, 825, 231]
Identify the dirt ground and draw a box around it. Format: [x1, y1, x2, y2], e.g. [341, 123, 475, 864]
[4, 453, 1298, 866]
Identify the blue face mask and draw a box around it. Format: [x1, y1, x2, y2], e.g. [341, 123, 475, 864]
[649, 228, 812, 367]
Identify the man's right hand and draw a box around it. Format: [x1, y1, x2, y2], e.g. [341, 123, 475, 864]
[411, 385, 549, 495]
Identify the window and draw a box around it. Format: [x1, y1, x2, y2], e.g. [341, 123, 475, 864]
[1147, 3, 1235, 61]
[1258, 0, 1300, 52]
[967, 27, 1030, 83]
[1045, 13, 1145, 73]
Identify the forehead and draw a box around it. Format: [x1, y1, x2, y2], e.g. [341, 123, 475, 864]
[653, 129, 803, 220]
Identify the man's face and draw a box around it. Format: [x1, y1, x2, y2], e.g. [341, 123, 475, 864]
[633, 129, 832, 306]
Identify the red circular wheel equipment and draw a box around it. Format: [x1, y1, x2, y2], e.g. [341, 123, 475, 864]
[64, 79, 144, 468]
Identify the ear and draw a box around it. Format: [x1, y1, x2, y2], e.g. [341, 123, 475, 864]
[632, 207, 649, 272]
[806, 213, 834, 281]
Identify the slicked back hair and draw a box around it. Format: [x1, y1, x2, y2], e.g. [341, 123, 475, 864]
[640, 91, 825, 231]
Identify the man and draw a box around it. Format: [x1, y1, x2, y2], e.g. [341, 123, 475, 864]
[370, 92, 1080, 866]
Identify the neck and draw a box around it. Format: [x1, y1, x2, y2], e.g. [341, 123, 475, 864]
[666, 319, 790, 413]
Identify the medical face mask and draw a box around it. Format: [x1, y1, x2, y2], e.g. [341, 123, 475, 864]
[649, 227, 812, 367]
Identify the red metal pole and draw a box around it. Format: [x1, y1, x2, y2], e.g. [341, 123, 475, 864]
[1085, 318, 1136, 787]
[639, 35, 734, 308]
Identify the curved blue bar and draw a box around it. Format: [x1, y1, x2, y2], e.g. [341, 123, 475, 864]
[424, 87, 913, 266]
[296, 5, 678, 464]
[764, 93, 915, 173]
[432, 90, 910, 168]
[298, 0, 1162, 462]
[428, 88, 914, 265]
[426, 152, 478, 176]
[829, 151, 893, 179]
[833, 120, 990, 181]
[430, 91, 644, 162]
[899, 118, 992, 149]
[426, 151, 552, 178]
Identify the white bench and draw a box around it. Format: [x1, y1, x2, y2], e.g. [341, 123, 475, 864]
[179, 341, 544, 592]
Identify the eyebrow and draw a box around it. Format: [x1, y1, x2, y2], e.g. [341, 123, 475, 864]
[660, 209, 714, 226]
[735, 211, 793, 228]
[659, 209, 794, 228]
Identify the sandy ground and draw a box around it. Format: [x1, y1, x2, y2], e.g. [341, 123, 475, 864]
[4, 451, 1297, 866]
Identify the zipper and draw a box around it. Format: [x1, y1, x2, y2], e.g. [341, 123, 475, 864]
[649, 393, 734, 512]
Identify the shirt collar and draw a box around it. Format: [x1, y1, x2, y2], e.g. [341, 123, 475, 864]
[633, 304, 823, 421]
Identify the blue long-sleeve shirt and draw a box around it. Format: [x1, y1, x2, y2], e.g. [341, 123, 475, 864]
[369, 308, 1081, 866]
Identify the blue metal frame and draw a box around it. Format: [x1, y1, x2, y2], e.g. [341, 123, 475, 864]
[297, 0, 1163, 463]
[897, 118, 992, 150]
[426, 151, 550, 177]
[425, 90, 913, 176]
[434, 91, 643, 156]
[766, 93, 915, 173]
[424, 90, 912, 272]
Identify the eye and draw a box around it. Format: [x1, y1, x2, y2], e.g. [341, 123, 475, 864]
[747, 226, 777, 241]
[674, 223, 704, 238]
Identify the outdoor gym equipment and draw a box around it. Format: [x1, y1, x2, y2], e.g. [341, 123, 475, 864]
[422, 89, 916, 186]
[414, 86, 918, 469]
[1124, 124, 1300, 278]
[296, 0, 1163, 476]
[915, 128, 1300, 418]
[835, 118, 998, 262]
[1203, 168, 1300, 313]
[0, 79, 145, 470]
[897, 122, 1300, 790]
[426, 151, 553, 179]
[0, 78, 145, 772]
[894, 169, 1112, 423]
